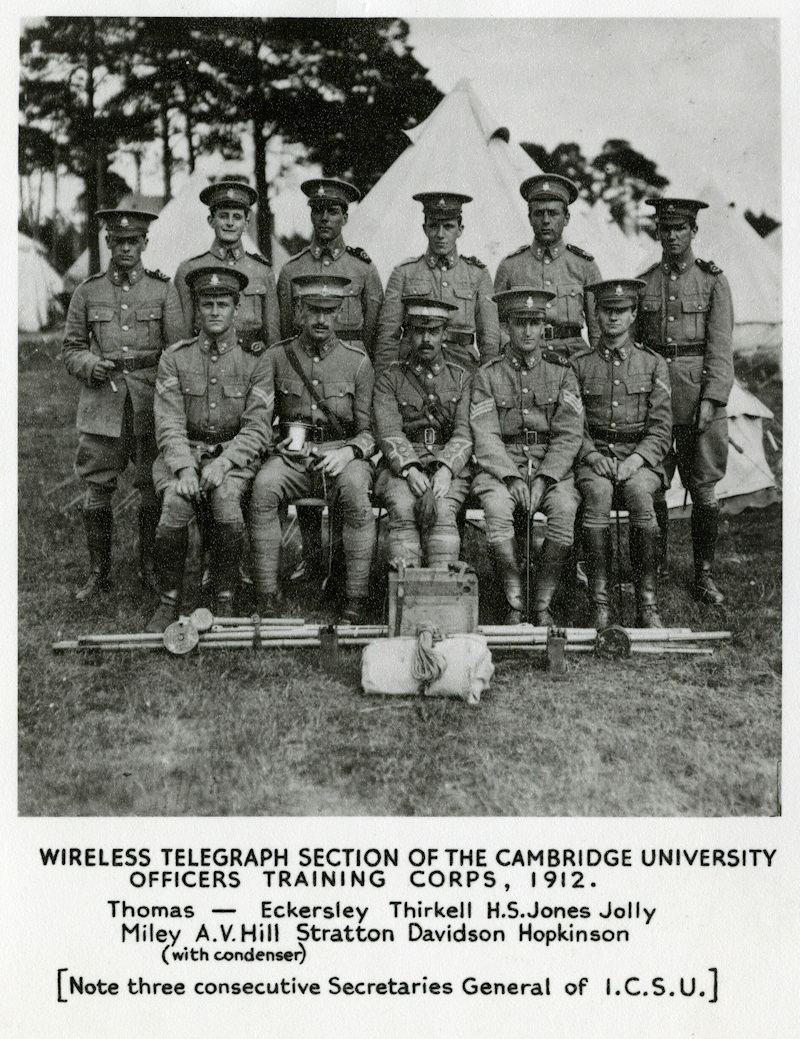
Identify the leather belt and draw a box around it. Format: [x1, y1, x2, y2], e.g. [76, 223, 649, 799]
[408, 427, 441, 446]
[443, 330, 475, 347]
[188, 427, 238, 445]
[279, 421, 340, 444]
[589, 425, 646, 444]
[650, 342, 705, 357]
[549, 324, 583, 340]
[503, 430, 551, 445]
[108, 353, 160, 373]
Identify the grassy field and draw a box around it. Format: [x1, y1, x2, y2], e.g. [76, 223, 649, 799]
[18, 334, 782, 816]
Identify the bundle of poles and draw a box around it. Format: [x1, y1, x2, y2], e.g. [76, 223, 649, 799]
[52, 609, 731, 658]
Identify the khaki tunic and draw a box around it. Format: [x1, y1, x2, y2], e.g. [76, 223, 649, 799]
[174, 241, 280, 348]
[374, 251, 500, 375]
[62, 263, 184, 440]
[494, 238, 602, 353]
[276, 234, 384, 354]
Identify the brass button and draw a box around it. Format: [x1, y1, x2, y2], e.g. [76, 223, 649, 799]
[122, 325, 129, 331]
[614, 379, 620, 385]
[210, 402, 217, 409]
[210, 377, 217, 385]
[122, 346, 129, 352]
[312, 379, 319, 386]
[311, 403, 318, 410]
[121, 304, 128, 311]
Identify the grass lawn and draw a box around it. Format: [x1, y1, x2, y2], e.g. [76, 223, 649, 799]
[18, 336, 782, 816]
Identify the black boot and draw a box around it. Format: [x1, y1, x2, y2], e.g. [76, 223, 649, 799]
[692, 505, 725, 605]
[654, 495, 669, 578]
[137, 504, 160, 593]
[630, 526, 664, 628]
[257, 593, 284, 619]
[492, 539, 523, 624]
[75, 507, 113, 601]
[582, 527, 612, 629]
[532, 540, 571, 626]
[145, 526, 188, 632]
[213, 523, 244, 618]
[297, 504, 326, 581]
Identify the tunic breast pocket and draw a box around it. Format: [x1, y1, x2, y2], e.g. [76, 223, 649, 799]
[557, 283, 584, 325]
[533, 384, 559, 424]
[622, 375, 651, 423]
[681, 296, 710, 341]
[136, 304, 163, 350]
[180, 372, 206, 398]
[579, 378, 608, 422]
[451, 285, 474, 327]
[494, 393, 520, 434]
[336, 284, 363, 329]
[240, 283, 266, 327]
[277, 378, 304, 420]
[222, 379, 247, 422]
[320, 381, 354, 422]
[87, 304, 114, 351]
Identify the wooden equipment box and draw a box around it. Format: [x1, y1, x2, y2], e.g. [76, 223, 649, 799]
[387, 563, 479, 637]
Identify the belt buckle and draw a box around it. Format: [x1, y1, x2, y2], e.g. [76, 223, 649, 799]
[423, 427, 436, 447]
[311, 425, 325, 443]
[524, 430, 538, 446]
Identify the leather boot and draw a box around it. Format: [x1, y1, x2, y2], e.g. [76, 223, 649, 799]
[75, 507, 113, 601]
[492, 539, 523, 624]
[692, 505, 725, 605]
[145, 527, 188, 632]
[257, 593, 283, 619]
[137, 504, 160, 592]
[582, 526, 612, 629]
[630, 526, 663, 628]
[341, 596, 370, 625]
[654, 495, 669, 578]
[532, 540, 571, 626]
[213, 523, 244, 617]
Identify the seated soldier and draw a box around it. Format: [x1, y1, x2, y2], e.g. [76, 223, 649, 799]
[572, 279, 673, 628]
[373, 297, 473, 567]
[146, 267, 274, 632]
[471, 289, 583, 624]
[249, 275, 376, 624]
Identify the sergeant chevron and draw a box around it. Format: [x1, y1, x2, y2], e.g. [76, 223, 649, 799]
[261, 901, 369, 924]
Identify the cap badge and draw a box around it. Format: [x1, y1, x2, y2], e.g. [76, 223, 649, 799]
[666, 203, 675, 212]
[320, 284, 330, 295]
[438, 198, 447, 207]
[317, 185, 326, 196]
[226, 188, 234, 198]
[542, 182, 549, 190]
[120, 216, 129, 226]
[526, 296, 535, 308]
[210, 274, 219, 286]
[615, 284, 623, 295]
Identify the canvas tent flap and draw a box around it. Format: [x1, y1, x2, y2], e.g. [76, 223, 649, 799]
[18, 233, 64, 332]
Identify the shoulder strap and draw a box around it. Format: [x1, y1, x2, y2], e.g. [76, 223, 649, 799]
[284, 343, 345, 439]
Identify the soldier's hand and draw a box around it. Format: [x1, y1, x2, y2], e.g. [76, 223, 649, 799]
[176, 468, 200, 502]
[590, 454, 617, 480]
[89, 358, 116, 385]
[528, 476, 547, 515]
[406, 467, 431, 498]
[199, 456, 232, 492]
[431, 466, 453, 500]
[616, 454, 644, 483]
[697, 399, 718, 432]
[508, 477, 530, 513]
[313, 445, 354, 478]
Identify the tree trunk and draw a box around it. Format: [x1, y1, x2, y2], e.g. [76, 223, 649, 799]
[50, 143, 59, 267]
[252, 112, 272, 261]
[181, 73, 196, 173]
[160, 58, 172, 204]
[86, 17, 100, 276]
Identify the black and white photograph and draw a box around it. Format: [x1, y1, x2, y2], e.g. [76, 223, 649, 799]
[17, 14, 781, 819]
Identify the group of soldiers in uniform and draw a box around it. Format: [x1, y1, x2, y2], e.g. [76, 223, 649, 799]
[62, 169, 734, 633]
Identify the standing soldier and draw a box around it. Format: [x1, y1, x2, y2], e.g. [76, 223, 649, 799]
[373, 192, 500, 376]
[62, 207, 184, 601]
[572, 280, 673, 628]
[373, 297, 473, 567]
[146, 267, 274, 631]
[249, 275, 376, 624]
[470, 288, 583, 624]
[635, 198, 734, 604]
[277, 178, 384, 579]
[494, 174, 602, 358]
[174, 176, 280, 352]
[277, 178, 384, 356]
